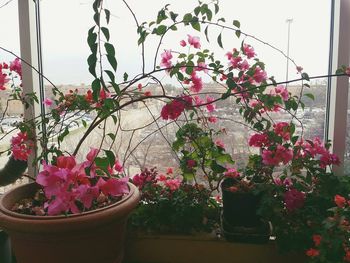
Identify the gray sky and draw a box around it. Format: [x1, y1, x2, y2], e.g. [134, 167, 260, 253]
[0, 0, 331, 85]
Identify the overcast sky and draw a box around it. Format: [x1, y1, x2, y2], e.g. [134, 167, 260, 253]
[0, 0, 331, 85]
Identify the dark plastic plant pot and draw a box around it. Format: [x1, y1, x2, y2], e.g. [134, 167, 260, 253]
[220, 178, 270, 243]
[0, 229, 11, 263]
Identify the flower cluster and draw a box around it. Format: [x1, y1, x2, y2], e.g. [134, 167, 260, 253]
[10, 131, 34, 161]
[36, 148, 129, 215]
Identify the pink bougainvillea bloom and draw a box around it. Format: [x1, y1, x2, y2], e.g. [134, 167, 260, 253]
[9, 58, 22, 77]
[76, 184, 99, 209]
[296, 66, 303, 73]
[346, 67, 350, 76]
[197, 62, 208, 73]
[56, 155, 76, 170]
[114, 160, 123, 173]
[274, 85, 289, 101]
[137, 83, 142, 91]
[248, 133, 270, 147]
[194, 95, 204, 106]
[215, 195, 222, 203]
[180, 40, 187, 47]
[243, 44, 256, 59]
[97, 177, 129, 197]
[43, 98, 53, 106]
[165, 178, 182, 191]
[144, 91, 152, 96]
[229, 56, 242, 69]
[253, 66, 267, 83]
[187, 35, 201, 49]
[312, 235, 322, 247]
[320, 152, 340, 168]
[207, 116, 217, 123]
[160, 50, 173, 69]
[273, 122, 291, 141]
[187, 159, 196, 169]
[161, 96, 192, 120]
[215, 140, 225, 149]
[0, 73, 9, 90]
[11, 132, 33, 161]
[206, 96, 215, 113]
[284, 188, 305, 212]
[305, 248, 320, 258]
[190, 72, 203, 93]
[224, 168, 240, 178]
[157, 174, 167, 182]
[132, 174, 145, 188]
[239, 59, 250, 71]
[166, 167, 173, 174]
[334, 194, 346, 208]
[262, 145, 293, 166]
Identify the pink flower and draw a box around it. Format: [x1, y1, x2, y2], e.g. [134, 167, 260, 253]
[157, 174, 167, 181]
[0, 72, 9, 90]
[273, 122, 291, 141]
[43, 98, 53, 106]
[262, 145, 293, 166]
[274, 85, 289, 101]
[114, 160, 124, 173]
[243, 44, 255, 59]
[187, 159, 196, 169]
[249, 133, 269, 147]
[305, 248, 319, 258]
[215, 140, 225, 149]
[187, 35, 201, 49]
[11, 132, 33, 161]
[208, 116, 217, 123]
[224, 168, 240, 178]
[346, 67, 350, 76]
[206, 96, 215, 112]
[137, 83, 142, 91]
[253, 66, 267, 83]
[161, 96, 192, 120]
[334, 194, 346, 208]
[180, 40, 187, 47]
[165, 178, 182, 191]
[194, 95, 204, 106]
[197, 62, 208, 73]
[284, 188, 305, 212]
[10, 58, 22, 77]
[160, 50, 173, 69]
[166, 167, 173, 174]
[76, 185, 99, 209]
[132, 174, 145, 188]
[296, 66, 303, 73]
[229, 56, 242, 69]
[97, 177, 129, 197]
[190, 72, 203, 93]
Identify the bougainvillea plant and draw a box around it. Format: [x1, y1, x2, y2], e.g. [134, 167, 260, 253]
[0, 1, 350, 260]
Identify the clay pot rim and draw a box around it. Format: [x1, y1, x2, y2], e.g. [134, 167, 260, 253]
[0, 181, 136, 221]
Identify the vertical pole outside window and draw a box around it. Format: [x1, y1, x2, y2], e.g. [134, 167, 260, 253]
[325, 0, 350, 175]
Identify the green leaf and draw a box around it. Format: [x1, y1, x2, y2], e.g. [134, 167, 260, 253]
[170, 11, 178, 22]
[155, 25, 167, 35]
[123, 72, 128, 81]
[233, 20, 240, 28]
[304, 93, 315, 100]
[58, 127, 69, 143]
[104, 150, 116, 167]
[104, 43, 115, 57]
[204, 26, 210, 42]
[101, 27, 110, 41]
[194, 6, 201, 16]
[107, 133, 116, 141]
[235, 30, 241, 38]
[104, 70, 115, 82]
[111, 82, 120, 95]
[82, 119, 87, 128]
[93, 13, 100, 26]
[191, 21, 201, 31]
[104, 9, 110, 24]
[206, 9, 213, 21]
[156, 9, 167, 24]
[107, 54, 117, 71]
[214, 3, 219, 14]
[217, 33, 223, 48]
[301, 72, 310, 81]
[183, 13, 192, 24]
[87, 54, 97, 77]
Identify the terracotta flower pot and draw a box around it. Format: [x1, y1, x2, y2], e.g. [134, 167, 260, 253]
[0, 182, 140, 263]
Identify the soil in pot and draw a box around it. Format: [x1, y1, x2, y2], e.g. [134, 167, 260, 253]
[221, 178, 270, 244]
[0, 182, 140, 263]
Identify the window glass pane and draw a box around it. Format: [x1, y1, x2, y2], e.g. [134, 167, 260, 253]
[39, 0, 331, 174]
[0, 0, 25, 193]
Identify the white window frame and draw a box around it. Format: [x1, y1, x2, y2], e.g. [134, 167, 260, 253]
[326, 0, 350, 175]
